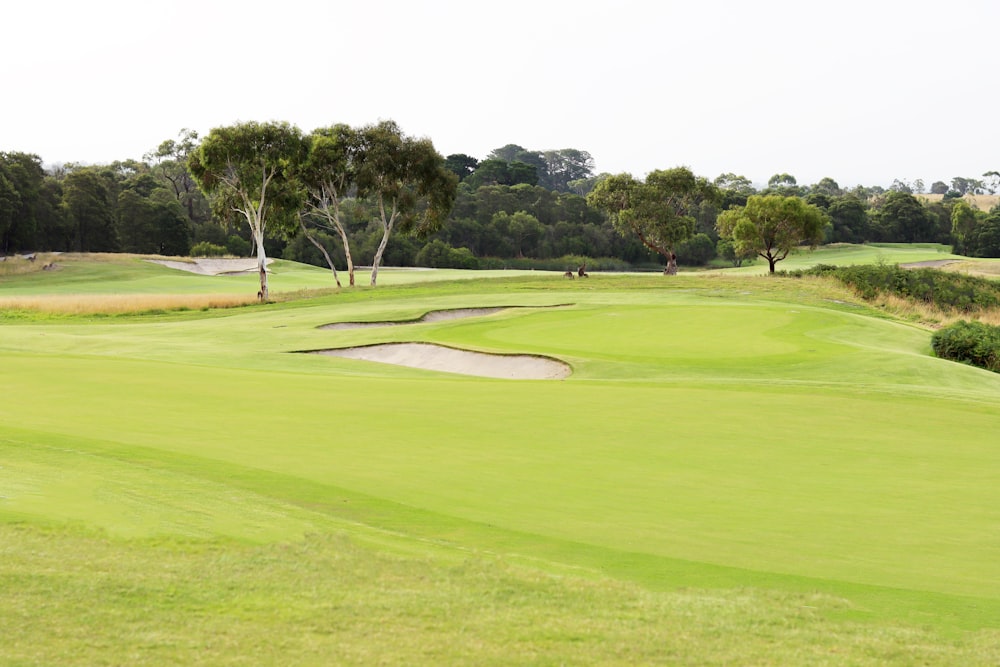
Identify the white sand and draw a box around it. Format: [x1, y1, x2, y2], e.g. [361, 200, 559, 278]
[321, 307, 508, 330]
[147, 258, 273, 275]
[314, 343, 571, 380]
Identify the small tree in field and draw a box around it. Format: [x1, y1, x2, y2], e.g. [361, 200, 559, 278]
[716, 195, 827, 273]
[587, 167, 719, 274]
[188, 121, 306, 300]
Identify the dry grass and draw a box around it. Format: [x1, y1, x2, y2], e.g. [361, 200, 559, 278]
[0, 293, 258, 315]
[945, 260, 1000, 278]
[869, 293, 1000, 328]
[918, 193, 1000, 210]
[0, 253, 60, 276]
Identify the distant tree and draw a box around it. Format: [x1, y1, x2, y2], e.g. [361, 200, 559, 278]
[930, 181, 950, 195]
[951, 200, 984, 255]
[716, 195, 827, 273]
[889, 179, 913, 194]
[811, 177, 842, 196]
[714, 173, 756, 208]
[145, 129, 211, 226]
[872, 191, 937, 243]
[444, 153, 479, 181]
[588, 167, 720, 275]
[826, 196, 870, 243]
[492, 210, 543, 258]
[975, 210, 1000, 257]
[62, 167, 119, 252]
[351, 120, 457, 285]
[541, 149, 595, 192]
[951, 176, 985, 196]
[0, 152, 46, 253]
[982, 171, 1000, 195]
[188, 121, 307, 300]
[675, 232, 716, 266]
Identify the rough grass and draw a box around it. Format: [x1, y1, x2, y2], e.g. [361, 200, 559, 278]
[0, 292, 258, 314]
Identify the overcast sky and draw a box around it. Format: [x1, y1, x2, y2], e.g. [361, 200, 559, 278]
[2, 0, 997, 188]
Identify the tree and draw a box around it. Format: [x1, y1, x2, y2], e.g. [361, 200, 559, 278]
[587, 167, 720, 274]
[0, 152, 46, 253]
[444, 154, 479, 181]
[351, 120, 457, 286]
[811, 177, 842, 197]
[930, 181, 949, 195]
[188, 121, 306, 300]
[716, 195, 827, 273]
[951, 200, 984, 255]
[146, 129, 212, 227]
[541, 149, 595, 192]
[62, 167, 119, 252]
[873, 191, 936, 243]
[297, 124, 358, 286]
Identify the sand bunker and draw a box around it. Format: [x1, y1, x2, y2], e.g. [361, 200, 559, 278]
[321, 307, 508, 330]
[147, 257, 273, 276]
[313, 343, 571, 380]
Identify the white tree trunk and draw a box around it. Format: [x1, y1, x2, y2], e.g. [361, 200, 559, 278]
[369, 196, 397, 286]
[254, 229, 269, 300]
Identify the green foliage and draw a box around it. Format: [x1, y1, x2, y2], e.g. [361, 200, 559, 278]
[675, 232, 716, 266]
[587, 167, 720, 273]
[716, 194, 827, 273]
[932, 320, 1000, 372]
[414, 239, 479, 269]
[189, 241, 228, 257]
[792, 263, 1000, 313]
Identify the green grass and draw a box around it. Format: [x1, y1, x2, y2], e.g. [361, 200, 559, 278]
[3, 253, 1000, 663]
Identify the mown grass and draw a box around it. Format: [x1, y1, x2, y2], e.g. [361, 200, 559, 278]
[3, 252, 1000, 663]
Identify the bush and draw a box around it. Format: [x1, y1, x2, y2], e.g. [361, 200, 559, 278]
[675, 233, 716, 266]
[788, 264, 1000, 313]
[189, 242, 228, 257]
[226, 235, 252, 257]
[415, 240, 479, 269]
[932, 320, 1000, 372]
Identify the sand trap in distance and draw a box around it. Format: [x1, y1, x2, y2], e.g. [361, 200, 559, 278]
[314, 343, 571, 380]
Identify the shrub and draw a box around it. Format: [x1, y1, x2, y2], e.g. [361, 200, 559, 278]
[189, 242, 228, 257]
[226, 235, 252, 257]
[932, 320, 1000, 372]
[788, 264, 1000, 313]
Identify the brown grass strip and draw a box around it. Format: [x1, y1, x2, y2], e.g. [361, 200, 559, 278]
[0, 293, 257, 315]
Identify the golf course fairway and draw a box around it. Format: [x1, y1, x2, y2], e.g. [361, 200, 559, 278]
[2, 255, 1000, 664]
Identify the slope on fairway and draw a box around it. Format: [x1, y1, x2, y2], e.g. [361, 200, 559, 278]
[3, 277, 1000, 634]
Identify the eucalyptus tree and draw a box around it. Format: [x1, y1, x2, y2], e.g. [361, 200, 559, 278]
[351, 120, 457, 286]
[188, 121, 306, 300]
[587, 167, 719, 274]
[297, 124, 357, 286]
[716, 195, 827, 273]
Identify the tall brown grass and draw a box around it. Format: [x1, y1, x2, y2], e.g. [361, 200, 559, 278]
[870, 293, 1000, 328]
[0, 293, 258, 315]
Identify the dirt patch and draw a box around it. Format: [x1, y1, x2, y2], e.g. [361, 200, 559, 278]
[312, 343, 571, 380]
[147, 258, 273, 276]
[320, 307, 508, 330]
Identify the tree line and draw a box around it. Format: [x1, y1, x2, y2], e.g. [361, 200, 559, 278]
[3, 125, 999, 283]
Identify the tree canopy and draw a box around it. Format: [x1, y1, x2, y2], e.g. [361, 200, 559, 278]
[716, 195, 827, 273]
[188, 121, 306, 300]
[587, 167, 719, 274]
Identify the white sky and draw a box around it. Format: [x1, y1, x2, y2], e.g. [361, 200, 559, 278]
[2, 0, 997, 188]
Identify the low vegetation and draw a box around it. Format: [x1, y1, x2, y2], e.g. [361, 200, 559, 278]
[932, 320, 1000, 372]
